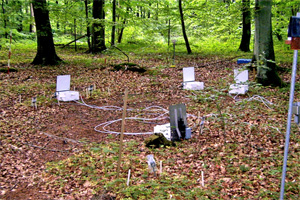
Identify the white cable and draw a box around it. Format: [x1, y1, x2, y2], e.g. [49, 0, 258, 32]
[73, 96, 206, 135]
[74, 97, 172, 135]
[247, 95, 273, 108]
[234, 95, 273, 109]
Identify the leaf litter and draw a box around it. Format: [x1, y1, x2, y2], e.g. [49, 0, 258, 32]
[0, 52, 300, 199]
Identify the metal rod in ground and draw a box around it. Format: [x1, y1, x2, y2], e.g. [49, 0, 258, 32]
[116, 88, 128, 179]
[280, 49, 298, 200]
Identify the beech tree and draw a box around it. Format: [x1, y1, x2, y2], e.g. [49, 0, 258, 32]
[84, 0, 91, 50]
[31, 0, 62, 65]
[239, 0, 251, 52]
[90, 0, 106, 53]
[111, 0, 116, 46]
[178, 0, 192, 54]
[253, 0, 282, 86]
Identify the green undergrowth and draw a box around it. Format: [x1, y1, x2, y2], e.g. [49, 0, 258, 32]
[45, 140, 209, 199]
[1, 34, 299, 199]
[0, 33, 293, 67]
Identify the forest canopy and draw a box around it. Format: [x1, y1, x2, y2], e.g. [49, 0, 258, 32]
[0, 0, 297, 50]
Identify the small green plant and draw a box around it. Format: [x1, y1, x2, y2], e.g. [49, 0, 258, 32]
[239, 165, 250, 173]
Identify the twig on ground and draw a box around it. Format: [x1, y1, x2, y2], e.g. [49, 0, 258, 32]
[40, 132, 83, 144]
[24, 142, 71, 152]
[108, 42, 129, 62]
[10, 182, 18, 191]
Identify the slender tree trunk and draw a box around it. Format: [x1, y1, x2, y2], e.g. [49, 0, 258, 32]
[117, 6, 128, 44]
[118, 23, 125, 43]
[148, 3, 151, 18]
[239, 0, 251, 52]
[56, 0, 59, 30]
[29, 3, 35, 32]
[31, 0, 62, 65]
[253, 0, 282, 86]
[91, 0, 106, 53]
[168, 19, 170, 46]
[155, 2, 158, 20]
[84, 0, 91, 50]
[179, 0, 192, 54]
[111, 0, 116, 46]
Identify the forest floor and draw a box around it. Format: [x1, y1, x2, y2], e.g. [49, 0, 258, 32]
[0, 49, 300, 199]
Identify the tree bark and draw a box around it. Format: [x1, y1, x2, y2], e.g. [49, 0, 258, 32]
[29, 3, 35, 32]
[91, 0, 106, 53]
[118, 19, 125, 44]
[56, 0, 59, 30]
[111, 0, 116, 46]
[31, 0, 62, 65]
[117, 6, 128, 44]
[239, 0, 251, 52]
[179, 0, 192, 54]
[253, 0, 282, 86]
[84, 0, 91, 50]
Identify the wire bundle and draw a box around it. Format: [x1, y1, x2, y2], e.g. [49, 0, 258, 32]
[75, 96, 170, 135]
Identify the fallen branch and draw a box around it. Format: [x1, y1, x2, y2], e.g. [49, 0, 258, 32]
[40, 132, 83, 144]
[196, 56, 243, 68]
[108, 42, 129, 63]
[24, 142, 69, 152]
[58, 34, 87, 48]
[10, 182, 18, 191]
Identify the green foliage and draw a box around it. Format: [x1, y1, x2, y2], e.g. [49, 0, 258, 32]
[46, 141, 208, 199]
[0, 0, 295, 64]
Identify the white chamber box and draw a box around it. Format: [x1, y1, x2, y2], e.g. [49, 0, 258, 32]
[153, 123, 192, 141]
[56, 75, 79, 101]
[182, 67, 204, 90]
[229, 69, 249, 95]
[154, 123, 171, 141]
[57, 91, 79, 101]
[234, 69, 248, 84]
[229, 84, 248, 95]
[183, 81, 204, 90]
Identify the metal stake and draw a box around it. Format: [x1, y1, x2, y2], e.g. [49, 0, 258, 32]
[116, 88, 128, 179]
[280, 49, 298, 200]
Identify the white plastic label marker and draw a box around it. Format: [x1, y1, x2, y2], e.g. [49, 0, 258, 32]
[31, 97, 37, 109]
[127, 169, 131, 186]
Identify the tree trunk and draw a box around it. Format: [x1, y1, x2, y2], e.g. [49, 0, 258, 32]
[84, 0, 91, 50]
[148, 3, 151, 18]
[29, 3, 35, 32]
[155, 2, 158, 20]
[117, 6, 128, 44]
[56, 0, 59, 30]
[253, 0, 282, 86]
[111, 0, 116, 46]
[179, 0, 192, 54]
[239, 0, 251, 52]
[91, 0, 106, 53]
[31, 0, 62, 65]
[118, 19, 125, 44]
